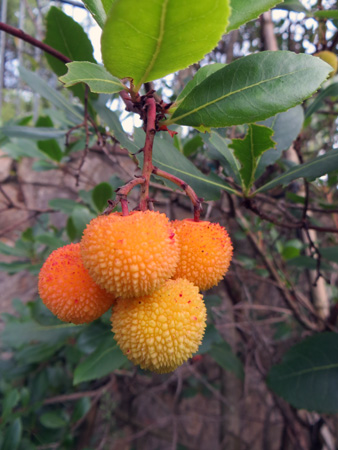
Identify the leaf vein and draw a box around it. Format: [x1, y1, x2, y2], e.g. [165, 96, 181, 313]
[172, 68, 306, 123]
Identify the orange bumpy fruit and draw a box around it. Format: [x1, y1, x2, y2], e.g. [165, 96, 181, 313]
[111, 278, 206, 373]
[38, 243, 115, 324]
[80, 211, 179, 299]
[172, 219, 233, 290]
[314, 50, 337, 78]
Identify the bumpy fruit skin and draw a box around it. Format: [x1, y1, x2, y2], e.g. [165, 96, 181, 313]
[315, 51, 337, 78]
[38, 243, 115, 324]
[80, 211, 179, 299]
[111, 279, 206, 373]
[172, 219, 233, 291]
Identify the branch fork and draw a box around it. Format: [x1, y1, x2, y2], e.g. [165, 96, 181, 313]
[0, 21, 202, 220]
[103, 92, 203, 220]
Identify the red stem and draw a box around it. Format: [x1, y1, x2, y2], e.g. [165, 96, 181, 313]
[139, 97, 157, 211]
[0, 23, 138, 118]
[117, 177, 146, 196]
[120, 90, 141, 114]
[0, 22, 71, 63]
[121, 199, 129, 216]
[1, 22, 203, 220]
[102, 177, 145, 215]
[152, 167, 202, 221]
[118, 177, 146, 215]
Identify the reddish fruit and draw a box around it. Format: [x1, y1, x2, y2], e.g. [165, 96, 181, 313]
[38, 243, 115, 324]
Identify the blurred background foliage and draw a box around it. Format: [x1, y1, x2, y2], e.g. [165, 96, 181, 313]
[1, 1, 338, 449]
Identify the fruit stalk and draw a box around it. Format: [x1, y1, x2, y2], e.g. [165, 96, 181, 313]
[118, 93, 202, 219]
[119, 89, 141, 114]
[102, 176, 145, 215]
[117, 176, 146, 215]
[139, 97, 156, 211]
[152, 166, 202, 221]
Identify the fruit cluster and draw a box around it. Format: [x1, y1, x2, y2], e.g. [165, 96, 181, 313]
[38, 210, 233, 373]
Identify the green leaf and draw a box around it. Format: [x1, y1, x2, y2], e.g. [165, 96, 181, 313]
[16, 342, 64, 364]
[228, 0, 283, 32]
[49, 198, 80, 214]
[67, 217, 77, 241]
[78, 189, 97, 212]
[229, 124, 275, 193]
[313, 10, 338, 19]
[256, 105, 304, 178]
[35, 234, 67, 250]
[82, 0, 107, 28]
[0, 126, 67, 140]
[0, 242, 27, 257]
[267, 333, 338, 413]
[320, 247, 338, 263]
[286, 255, 332, 271]
[134, 129, 237, 199]
[92, 182, 113, 212]
[101, 0, 114, 13]
[101, 0, 231, 88]
[282, 239, 303, 260]
[209, 343, 244, 380]
[35, 117, 64, 162]
[94, 102, 139, 153]
[282, 246, 300, 260]
[77, 322, 111, 354]
[38, 140, 63, 162]
[40, 411, 68, 429]
[73, 338, 128, 385]
[2, 389, 20, 421]
[206, 132, 240, 183]
[44, 7, 96, 100]
[71, 205, 95, 239]
[197, 324, 223, 354]
[183, 135, 203, 157]
[2, 419, 22, 450]
[305, 83, 338, 118]
[169, 51, 331, 128]
[32, 160, 58, 172]
[45, 6, 96, 68]
[19, 67, 83, 124]
[60, 62, 125, 94]
[2, 321, 78, 349]
[2, 139, 46, 160]
[256, 149, 338, 193]
[274, 0, 309, 13]
[72, 397, 91, 422]
[176, 64, 225, 104]
[0, 261, 42, 275]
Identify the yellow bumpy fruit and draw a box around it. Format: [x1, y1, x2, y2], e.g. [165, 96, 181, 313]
[315, 50, 337, 78]
[111, 279, 207, 373]
[38, 243, 115, 324]
[172, 219, 233, 290]
[80, 211, 179, 298]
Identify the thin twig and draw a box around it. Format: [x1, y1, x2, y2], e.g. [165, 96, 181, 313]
[0, 185, 14, 207]
[75, 84, 90, 186]
[0, 212, 38, 237]
[152, 166, 203, 221]
[245, 198, 338, 233]
[0, 22, 71, 63]
[233, 304, 293, 315]
[139, 97, 157, 211]
[236, 209, 321, 331]
[186, 365, 230, 407]
[102, 176, 146, 215]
